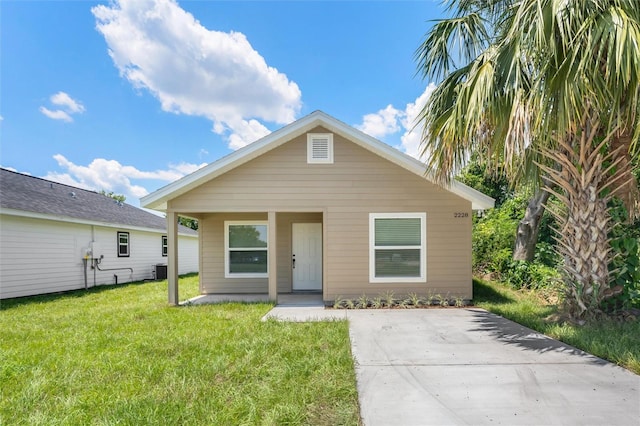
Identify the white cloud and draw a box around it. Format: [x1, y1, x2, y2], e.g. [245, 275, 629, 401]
[356, 83, 437, 161]
[39, 107, 73, 122]
[51, 91, 85, 113]
[41, 107, 76, 122]
[92, 0, 302, 149]
[356, 104, 402, 138]
[44, 154, 207, 202]
[399, 83, 436, 160]
[225, 118, 271, 150]
[40, 92, 85, 122]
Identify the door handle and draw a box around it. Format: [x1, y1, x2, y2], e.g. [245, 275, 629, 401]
[292, 254, 296, 269]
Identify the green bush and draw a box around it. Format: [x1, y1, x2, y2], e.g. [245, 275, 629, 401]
[609, 235, 640, 309]
[503, 260, 561, 290]
[489, 248, 513, 275]
[534, 241, 561, 267]
[607, 202, 640, 310]
[472, 195, 527, 272]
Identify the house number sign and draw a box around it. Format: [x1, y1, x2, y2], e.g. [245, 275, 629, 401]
[453, 212, 469, 218]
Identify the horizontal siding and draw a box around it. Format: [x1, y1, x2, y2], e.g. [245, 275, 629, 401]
[0, 215, 198, 299]
[200, 213, 267, 294]
[199, 212, 322, 294]
[172, 126, 472, 300]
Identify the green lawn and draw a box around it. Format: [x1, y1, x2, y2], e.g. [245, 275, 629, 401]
[473, 278, 640, 375]
[0, 275, 360, 425]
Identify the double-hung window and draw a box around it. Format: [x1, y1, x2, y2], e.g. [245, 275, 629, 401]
[225, 221, 268, 278]
[162, 236, 168, 257]
[369, 213, 426, 282]
[117, 231, 130, 257]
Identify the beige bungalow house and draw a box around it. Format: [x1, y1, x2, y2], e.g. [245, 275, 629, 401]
[141, 111, 494, 305]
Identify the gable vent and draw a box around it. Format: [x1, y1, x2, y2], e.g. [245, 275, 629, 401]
[307, 133, 334, 164]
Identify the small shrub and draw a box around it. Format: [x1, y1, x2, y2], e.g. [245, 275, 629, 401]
[382, 291, 395, 308]
[333, 296, 345, 309]
[440, 294, 451, 307]
[356, 294, 369, 309]
[371, 296, 383, 309]
[432, 294, 443, 306]
[345, 299, 355, 309]
[407, 293, 422, 308]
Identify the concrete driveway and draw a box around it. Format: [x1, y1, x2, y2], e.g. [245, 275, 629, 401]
[347, 308, 640, 426]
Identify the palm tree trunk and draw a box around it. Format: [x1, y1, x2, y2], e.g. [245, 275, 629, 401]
[538, 115, 618, 321]
[513, 188, 550, 262]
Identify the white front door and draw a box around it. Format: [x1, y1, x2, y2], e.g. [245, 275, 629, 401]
[292, 223, 322, 291]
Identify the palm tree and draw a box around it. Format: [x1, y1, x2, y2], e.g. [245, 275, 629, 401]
[416, 0, 640, 321]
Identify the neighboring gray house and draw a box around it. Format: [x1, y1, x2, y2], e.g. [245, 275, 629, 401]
[0, 168, 198, 299]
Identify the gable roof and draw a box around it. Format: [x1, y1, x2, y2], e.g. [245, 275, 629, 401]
[0, 168, 197, 236]
[141, 110, 495, 211]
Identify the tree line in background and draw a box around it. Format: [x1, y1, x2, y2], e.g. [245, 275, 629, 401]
[417, 0, 640, 322]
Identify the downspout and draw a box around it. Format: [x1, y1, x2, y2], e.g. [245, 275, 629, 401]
[83, 257, 88, 290]
[92, 225, 96, 288]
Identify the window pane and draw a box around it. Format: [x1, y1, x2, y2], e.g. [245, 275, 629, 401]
[119, 245, 128, 255]
[375, 218, 421, 246]
[229, 250, 267, 274]
[375, 249, 420, 277]
[229, 225, 267, 248]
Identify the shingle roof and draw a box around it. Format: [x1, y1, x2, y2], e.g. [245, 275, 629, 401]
[0, 168, 197, 235]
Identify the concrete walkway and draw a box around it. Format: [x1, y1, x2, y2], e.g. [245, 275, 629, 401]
[264, 305, 640, 426]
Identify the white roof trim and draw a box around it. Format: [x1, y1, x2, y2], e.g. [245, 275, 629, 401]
[0, 208, 198, 237]
[140, 110, 495, 211]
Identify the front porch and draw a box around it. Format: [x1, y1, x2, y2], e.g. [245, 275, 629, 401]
[166, 210, 326, 306]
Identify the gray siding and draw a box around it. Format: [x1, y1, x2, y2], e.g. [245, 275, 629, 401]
[0, 215, 199, 299]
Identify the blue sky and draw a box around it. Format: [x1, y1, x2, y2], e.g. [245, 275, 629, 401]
[1, 0, 443, 206]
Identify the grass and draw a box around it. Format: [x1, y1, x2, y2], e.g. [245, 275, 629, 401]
[473, 277, 640, 375]
[0, 274, 360, 425]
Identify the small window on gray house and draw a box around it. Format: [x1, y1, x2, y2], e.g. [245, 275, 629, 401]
[162, 235, 168, 257]
[117, 231, 130, 257]
[307, 133, 334, 164]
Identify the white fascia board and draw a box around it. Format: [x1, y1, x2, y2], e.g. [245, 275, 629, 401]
[0, 208, 197, 237]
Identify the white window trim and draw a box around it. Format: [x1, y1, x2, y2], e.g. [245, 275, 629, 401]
[307, 133, 334, 164]
[117, 231, 130, 257]
[162, 235, 168, 257]
[369, 212, 427, 283]
[224, 220, 269, 279]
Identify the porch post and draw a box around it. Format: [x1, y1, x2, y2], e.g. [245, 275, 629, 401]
[268, 211, 277, 302]
[167, 211, 179, 305]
